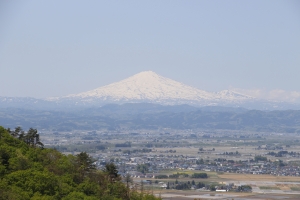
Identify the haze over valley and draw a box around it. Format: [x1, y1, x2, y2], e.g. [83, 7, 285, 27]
[1, 1, 300, 199]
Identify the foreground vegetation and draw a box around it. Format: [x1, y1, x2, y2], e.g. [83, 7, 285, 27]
[0, 126, 160, 200]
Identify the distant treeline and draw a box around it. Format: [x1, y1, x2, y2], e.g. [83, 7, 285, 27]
[115, 142, 131, 147]
[155, 172, 208, 179]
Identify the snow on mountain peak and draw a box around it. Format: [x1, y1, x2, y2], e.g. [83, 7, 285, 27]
[64, 71, 253, 104]
[217, 90, 253, 100]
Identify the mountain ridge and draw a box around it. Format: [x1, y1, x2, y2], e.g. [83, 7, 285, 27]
[1, 71, 300, 110]
[59, 71, 253, 105]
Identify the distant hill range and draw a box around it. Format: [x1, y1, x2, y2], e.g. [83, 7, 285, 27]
[1, 103, 300, 133]
[1, 71, 300, 110]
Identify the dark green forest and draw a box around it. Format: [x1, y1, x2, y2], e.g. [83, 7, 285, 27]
[0, 126, 160, 200]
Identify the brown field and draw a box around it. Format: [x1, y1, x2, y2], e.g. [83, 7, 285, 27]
[152, 189, 300, 200]
[219, 173, 300, 182]
[152, 170, 300, 184]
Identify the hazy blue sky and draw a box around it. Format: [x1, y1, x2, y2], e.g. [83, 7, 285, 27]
[1, 0, 300, 99]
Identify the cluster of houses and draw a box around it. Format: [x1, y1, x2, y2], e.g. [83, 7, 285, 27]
[92, 151, 300, 179]
[43, 130, 300, 180]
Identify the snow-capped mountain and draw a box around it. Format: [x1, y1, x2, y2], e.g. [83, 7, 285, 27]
[59, 71, 253, 105]
[2, 71, 300, 110]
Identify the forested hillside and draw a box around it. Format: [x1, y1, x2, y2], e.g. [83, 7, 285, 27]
[0, 126, 160, 200]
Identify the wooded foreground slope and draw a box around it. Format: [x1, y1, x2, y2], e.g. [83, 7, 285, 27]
[0, 126, 160, 200]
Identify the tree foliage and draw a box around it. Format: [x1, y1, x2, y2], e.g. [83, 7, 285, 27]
[136, 164, 149, 174]
[191, 173, 208, 178]
[0, 126, 161, 200]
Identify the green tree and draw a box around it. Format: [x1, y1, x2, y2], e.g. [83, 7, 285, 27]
[254, 155, 267, 162]
[137, 164, 149, 174]
[104, 163, 120, 183]
[196, 158, 204, 164]
[26, 128, 44, 148]
[0, 126, 161, 200]
[124, 173, 133, 198]
[210, 184, 216, 191]
[191, 173, 208, 178]
[11, 127, 22, 138]
[124, 173, 132, 189]
[75, 152, 96, 183]
[197, 182, 205, 188]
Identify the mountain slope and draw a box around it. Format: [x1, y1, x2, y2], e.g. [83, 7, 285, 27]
[62, 71, 253, 105]
[3, 71, 300, 109]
